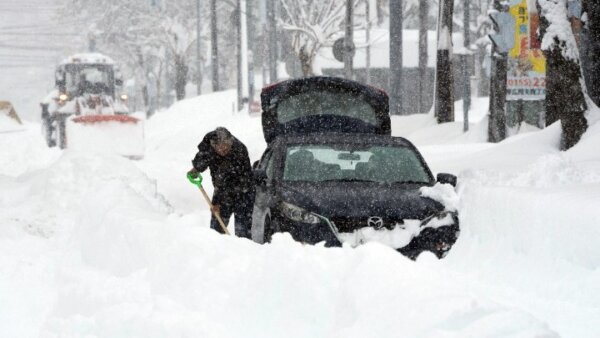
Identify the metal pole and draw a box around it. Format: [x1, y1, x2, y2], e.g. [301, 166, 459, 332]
[211, 0, 220, 91]
[434, 0, 455, 123]
[236, 1, 242, 110]
[462, 0, 471, 132]
[241, 0, 249, 103]
[344, 0, 354, 79]
[247, 0, 255, 101]
[235, 0, 249, 111]
[366, 0, 371, 84]
[267, 0, 278, 82]
[488, 0, 507, 142]
[196, 0, 202, 95]
[418, 0, 428, 113]
[389, 0, 403, 115]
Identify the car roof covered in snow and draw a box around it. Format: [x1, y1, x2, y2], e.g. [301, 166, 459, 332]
[61, 53, 115, 65]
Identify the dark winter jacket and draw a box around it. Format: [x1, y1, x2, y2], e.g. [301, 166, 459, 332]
[191, 130, 254, 203]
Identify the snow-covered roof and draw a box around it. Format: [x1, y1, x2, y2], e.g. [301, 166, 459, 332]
[61, 53, 115, 65]
[316, 29, 465, 70]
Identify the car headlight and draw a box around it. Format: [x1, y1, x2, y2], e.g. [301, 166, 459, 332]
[420, 210, 455, 227]
[280, 202, 320, 224]
[120, 94, 128, 101]
[59, 93, 68, 101]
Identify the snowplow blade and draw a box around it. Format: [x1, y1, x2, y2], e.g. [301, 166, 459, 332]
[67, 115, 145, 159]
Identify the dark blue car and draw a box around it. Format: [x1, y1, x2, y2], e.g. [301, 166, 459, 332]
[251, 77, 459, 259]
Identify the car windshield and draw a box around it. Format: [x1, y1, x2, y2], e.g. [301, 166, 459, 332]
[277, 90, 377, 124]
[283, 144, 431, 184]
[65, 64, 113, 95]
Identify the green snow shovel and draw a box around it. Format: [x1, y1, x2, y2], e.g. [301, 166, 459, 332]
[187, 172, 231, 235]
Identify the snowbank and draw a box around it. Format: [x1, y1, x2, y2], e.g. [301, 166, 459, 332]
[391, 97, 494, 146]
[0, 113, 25, 133]
[441, 118, 600, 337]
[1, 149, 557, 338]
[2, 89, 600, 337]
[0, 121, 60, 177]
[316, 29, 464, 69]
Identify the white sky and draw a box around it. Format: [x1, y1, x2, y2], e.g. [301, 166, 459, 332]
[0, 0, 81, 120]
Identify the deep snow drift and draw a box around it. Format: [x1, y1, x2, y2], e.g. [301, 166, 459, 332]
[1, 91, 599, 337]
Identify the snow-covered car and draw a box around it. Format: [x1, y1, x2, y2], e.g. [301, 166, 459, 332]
[251, 76, 460, 258]
[251, 133, 460, 259]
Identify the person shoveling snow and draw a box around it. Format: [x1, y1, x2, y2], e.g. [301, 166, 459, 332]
[188, 127, 255, 238]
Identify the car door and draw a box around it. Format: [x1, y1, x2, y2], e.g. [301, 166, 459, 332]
[251, 147, 277, 243]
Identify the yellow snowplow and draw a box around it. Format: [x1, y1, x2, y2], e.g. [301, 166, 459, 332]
[41, 53, 144, 159]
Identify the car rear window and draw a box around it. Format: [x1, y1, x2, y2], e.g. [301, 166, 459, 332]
[277, 90, 377, 124]
[283, 144, 431, 184]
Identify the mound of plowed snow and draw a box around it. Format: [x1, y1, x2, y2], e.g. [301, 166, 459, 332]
[0, 148, 557, 338]
[2, 90, 600, 337]
[0, 113, 24, 133]
[0, 122, 60, 177]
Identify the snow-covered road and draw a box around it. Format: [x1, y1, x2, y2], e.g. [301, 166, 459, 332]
[1, 91, 599, 337]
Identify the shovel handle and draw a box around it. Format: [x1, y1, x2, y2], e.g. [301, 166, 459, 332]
[187, 172, 204, 187]
[187, 173, 230, 235]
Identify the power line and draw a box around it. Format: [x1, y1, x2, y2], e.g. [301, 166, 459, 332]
[0, 32, 78, 36]
[0, 20, 88, 32]
[0, 64, 48, 68]
[0, 43, 70, 51]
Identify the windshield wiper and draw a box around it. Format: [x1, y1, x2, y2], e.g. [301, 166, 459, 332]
[390, 180, 429, 185]
[320, 178, 376, 183]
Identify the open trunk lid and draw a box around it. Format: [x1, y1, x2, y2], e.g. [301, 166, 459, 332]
[260, 77, 390, 143]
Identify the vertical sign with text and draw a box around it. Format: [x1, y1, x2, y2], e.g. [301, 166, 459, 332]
[506, 0, 547, 100]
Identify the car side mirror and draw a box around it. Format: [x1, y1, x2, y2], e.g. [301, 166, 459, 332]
[253, 169, 268, 185]
[436, 173, 457, 187]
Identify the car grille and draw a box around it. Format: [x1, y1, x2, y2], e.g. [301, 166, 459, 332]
[330, 217, 402, 233]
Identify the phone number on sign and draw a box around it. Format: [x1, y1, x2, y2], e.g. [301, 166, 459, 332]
[507, 77, 546, 88]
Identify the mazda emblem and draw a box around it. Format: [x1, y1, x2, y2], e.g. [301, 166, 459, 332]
[368, 216, 384, 230]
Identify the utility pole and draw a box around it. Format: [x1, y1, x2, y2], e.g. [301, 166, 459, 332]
[267, 0, 278, 82]
[211, 0, 220, 92]
[196, 0, 202, 96]
[237, 0, 249, 111]
[488, 0, 509, 142]
[247, 0, 255, 101]
[366, 0, 371, 84]
[344, 0, 354, 79]
[389, 0, 403, 115]
[462, 0, 471, 131]
[434, 0, 455, 123]
[241, 0, 249, 103]
[418, 0, 428, 113]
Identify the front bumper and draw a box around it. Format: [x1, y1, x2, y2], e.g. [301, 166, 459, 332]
[277, 212, 460, 259]
[278, 216, 342, 247]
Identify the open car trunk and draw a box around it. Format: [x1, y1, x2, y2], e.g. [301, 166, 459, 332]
[260, 77, 390, 143]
